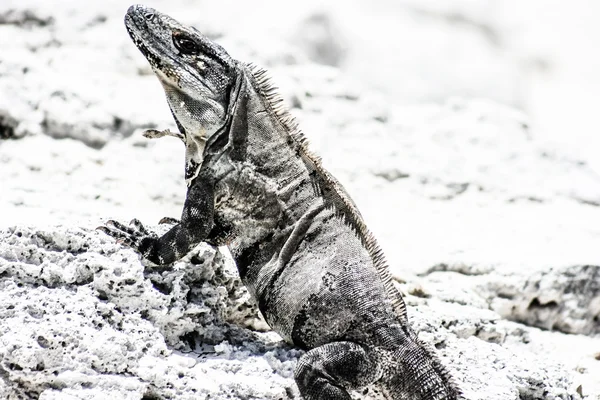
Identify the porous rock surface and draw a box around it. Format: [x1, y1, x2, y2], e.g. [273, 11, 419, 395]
[1, 1, 599, 399]
[0, 225, 293, 400]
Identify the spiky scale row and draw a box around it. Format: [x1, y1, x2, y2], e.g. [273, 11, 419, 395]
[245, 62, 460, 399]
[246, 62, 408, 324]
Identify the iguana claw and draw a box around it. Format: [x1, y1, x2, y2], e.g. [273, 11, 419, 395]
[142, 128, 184, 141]
[158, 217, 179, 225]
[97, 219, 157, 251]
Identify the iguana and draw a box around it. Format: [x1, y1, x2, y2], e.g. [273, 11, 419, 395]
[99, 5, 463, 399]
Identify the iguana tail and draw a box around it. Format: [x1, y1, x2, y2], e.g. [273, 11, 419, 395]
[382, 339, 463, 400]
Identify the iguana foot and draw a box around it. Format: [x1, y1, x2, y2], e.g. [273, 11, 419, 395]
[97, 218, 158, 250]
[158, 217, 180, 225]
[142, 128, 184, 141]
[295, 341, 382, 400]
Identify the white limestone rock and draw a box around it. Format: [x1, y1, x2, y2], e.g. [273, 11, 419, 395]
[0, 225, 595, 399]
[0, 225, 291, 400]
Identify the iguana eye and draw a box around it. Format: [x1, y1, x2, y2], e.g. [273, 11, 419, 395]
[173, 33, 199, 55]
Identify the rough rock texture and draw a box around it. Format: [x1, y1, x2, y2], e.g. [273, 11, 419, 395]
[1, 1, 599, 399]
[0, 226, 293, 400]
[2, 226, 596, 400]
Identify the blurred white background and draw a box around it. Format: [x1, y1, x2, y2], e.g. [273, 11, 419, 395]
[4, 0, 599, 166]
[198, 0, 600, 167]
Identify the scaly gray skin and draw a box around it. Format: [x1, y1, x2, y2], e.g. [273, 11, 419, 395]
[99, 5, 463, 399]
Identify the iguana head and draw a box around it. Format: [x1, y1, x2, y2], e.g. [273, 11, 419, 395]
[125, 5, 239, 181]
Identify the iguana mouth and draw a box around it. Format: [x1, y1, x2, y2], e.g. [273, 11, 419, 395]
[125, 24, 162, 70]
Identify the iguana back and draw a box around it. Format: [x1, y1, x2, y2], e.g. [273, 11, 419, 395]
[100, 5, 462, 399]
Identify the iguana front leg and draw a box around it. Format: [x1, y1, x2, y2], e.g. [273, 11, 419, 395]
[98, 173, 215, 265]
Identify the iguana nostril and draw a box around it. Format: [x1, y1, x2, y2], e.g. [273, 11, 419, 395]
[144, 12, 155, 21]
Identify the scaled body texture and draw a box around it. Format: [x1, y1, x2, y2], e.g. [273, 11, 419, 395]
[100, 5, 462, 399]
